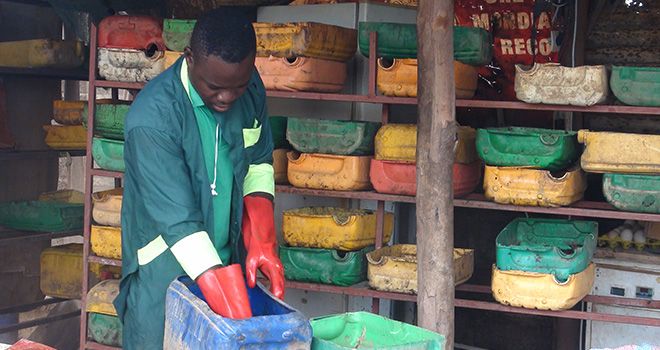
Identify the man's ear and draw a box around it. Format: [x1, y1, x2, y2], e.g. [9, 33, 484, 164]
[184, 47, 194, 67]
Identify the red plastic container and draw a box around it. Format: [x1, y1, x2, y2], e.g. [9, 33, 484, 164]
[370, 159, 482, 197]
[98, 15, 165, 51]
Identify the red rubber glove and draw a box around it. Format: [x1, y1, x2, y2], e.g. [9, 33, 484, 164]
[242, 195, 285, 299]
[196, 264, 252, 319]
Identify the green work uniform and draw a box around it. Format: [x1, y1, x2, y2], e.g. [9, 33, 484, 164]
[114, 57, 275, 350]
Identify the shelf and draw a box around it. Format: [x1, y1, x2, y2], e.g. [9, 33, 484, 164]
[276, 187, 660, 221]
[275, 185, 415, 203]
[0, 66, 88, 80]
[266, 90, 417, 105]
[88, 255, 122, 267]
[93, 80, 145, 90]
[0, 149, 86, 160]
[284, 280, 416, 302]
[0, 228, 81, 243]
[85, 341, 121, 350]
[90, 168, 123, 179]
[456, 99, 660, 116]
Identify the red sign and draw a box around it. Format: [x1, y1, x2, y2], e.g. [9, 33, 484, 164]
[455, 0, 561, 100]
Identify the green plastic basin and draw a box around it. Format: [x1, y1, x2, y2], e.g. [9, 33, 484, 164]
[286, 117, 379, 155]
[88, 313, 122, 347]
[496, 218, 597, 282]
[610, 66, 660, 107]
[311, 312, 445, 350]
[280, 246, 369, 287]
[83, 103, 130, 140]
[603, 173, 660, 214]
[92, 137, 125, 172]
[0, 200, 83, 232]
[476, 127, 580, 170]
[163, 19, 196, 52]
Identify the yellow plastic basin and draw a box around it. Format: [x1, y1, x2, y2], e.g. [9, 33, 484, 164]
[91, 225, 121, 260]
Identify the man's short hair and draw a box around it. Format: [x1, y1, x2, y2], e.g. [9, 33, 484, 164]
[190, 7, 256, 63]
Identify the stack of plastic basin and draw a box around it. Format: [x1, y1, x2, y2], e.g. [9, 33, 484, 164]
[270, 116, 290, 184]
[286, 117, 378, 191]
[310, 312, 445, 349]
[86, 279, 123, 347]
[83, 100, 130, 172]
[366, 244, 474, 294]
[253, 22, 357, 92]
[40, 244, 120, 299]
[370, 124, 481, 197]
[97, 15, 166, 82]
[91, 188, 123, 260]
[164, 277, 312, 349]
[280, 207, 393, 286]
[492, 218, 597, 310]
[477, 127, 586, 207]
[578, 130, 660, 214]
[359, 22, 490, 98]
[44, 100, 87, 150]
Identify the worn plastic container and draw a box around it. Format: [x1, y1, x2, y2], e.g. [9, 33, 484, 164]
[286, 118, 379, 156]
[375, 124, 477, 164]
[83, 102, 130, 140]
[86, 279, 119, 316]
[496, 218, 597, 282]
[40, 244, 119, 299]
[53, 100, 85, 125]
[88, 313, 122, 348]
[282, 207, 394, 251]
[603, 173, 660, 214]
[514, 63, 608, 106]
[270, 116, 288, 149]
[256, 56, 347, 93]
[476, 127, 580, 170]
[376, 58, 477, 98]
[358, 22, 491, 65]
[280, 246, 369, 286]
[98, 15, 165, 51]
[38, 189, 84, 204]
[92, 138, 125, 172]
[311, 312, 445, 349]
[610, 66, 660, 107]
[164, 50, 182, 70]
[0, 39, 84, 68]
[91, 225, 121, 260]
[483, 166, 587, 207]
[287, 152, 372, 191]
[92, 188, 123, 227]
[163, 19, 196, 52]
[98, 48, 165, 83]
[253, 22, 357, 62]
[43, 125, 86, 150]
[164, 277, 312, 350]
[0, 200, 83, 232]
[491, 263, 595, 311]
[577, 130, 660, 174]
[273, 149, 289, 185]
[366, 245, 474, 294]
[369, 159, 481, 197]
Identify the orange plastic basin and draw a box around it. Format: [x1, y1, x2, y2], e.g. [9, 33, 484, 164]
[256, 56, 347, 93]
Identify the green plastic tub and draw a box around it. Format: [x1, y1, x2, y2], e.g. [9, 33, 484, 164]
[286, 118, 379, 155]
[358, 22, 492, 65]
[610, 66, 660, 107]
[603, 173, 660, 214]
[280, 246, 369, 287]
[163, 19, 196, 52]
[92, 137, 125, 172]
[496, 218, 597, 282]
[476, 127, 580, 170]
[270, 116, 288, 149]
[311, 312, 445, 350]
[88, 313, 122, 348]
[0, 200, 83, 232]
[83, 103, 130, 140]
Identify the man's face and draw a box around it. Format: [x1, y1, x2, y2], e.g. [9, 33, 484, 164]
[185, 49, 255, 113]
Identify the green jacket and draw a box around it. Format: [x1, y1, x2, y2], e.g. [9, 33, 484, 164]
[115, 56, 274, 320]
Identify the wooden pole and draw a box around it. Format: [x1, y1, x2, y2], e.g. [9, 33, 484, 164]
[416, 0, 456, 347]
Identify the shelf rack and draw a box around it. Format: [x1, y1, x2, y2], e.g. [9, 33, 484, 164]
[78, 20, 660, 350]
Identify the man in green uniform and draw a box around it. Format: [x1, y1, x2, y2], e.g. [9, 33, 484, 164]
[114, 9, 285, 349]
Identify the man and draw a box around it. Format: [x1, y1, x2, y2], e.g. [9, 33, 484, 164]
[114, 8, 285, 349]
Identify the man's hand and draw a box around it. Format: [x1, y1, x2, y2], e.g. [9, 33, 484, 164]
[242, 195, 285, 299]
[196, 264, 252, 319]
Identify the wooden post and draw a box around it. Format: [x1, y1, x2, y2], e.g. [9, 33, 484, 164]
[416, 0, 456, 347]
